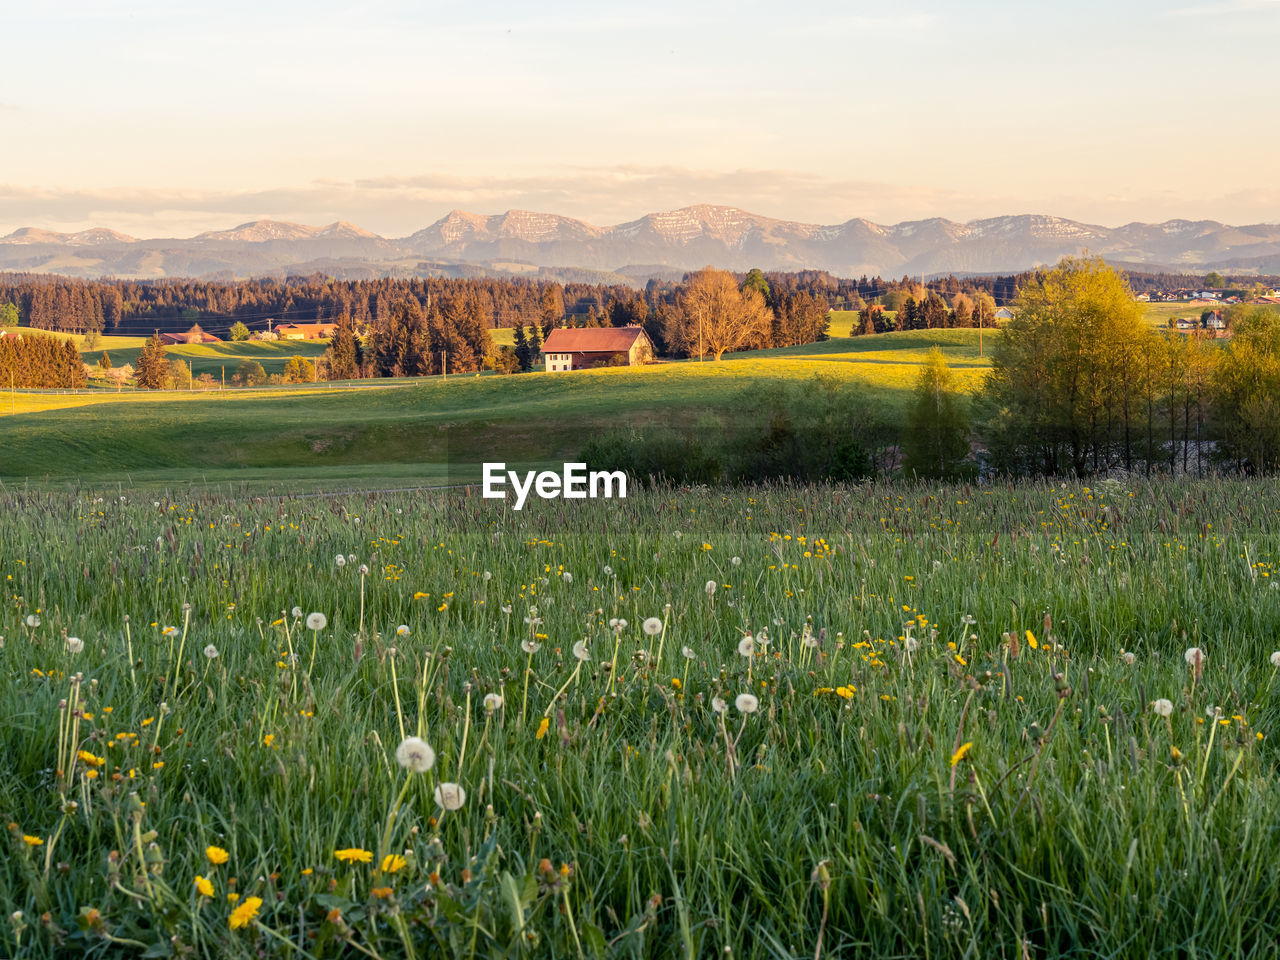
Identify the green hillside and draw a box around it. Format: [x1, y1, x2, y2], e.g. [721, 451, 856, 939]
[0, 329, 989, 488]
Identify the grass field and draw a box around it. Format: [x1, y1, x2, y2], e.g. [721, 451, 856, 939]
[0, 330, 991, 487]
[4, 478, 1280, 958]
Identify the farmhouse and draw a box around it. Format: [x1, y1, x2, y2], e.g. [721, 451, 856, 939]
[275, 322, 338, 340]
[159, 323, 222, 345]
[542, 326, 654, 372]
[994, 307, 1015, 321]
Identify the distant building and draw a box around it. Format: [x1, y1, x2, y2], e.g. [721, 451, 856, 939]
[994, 307, 1015, 321]
[1203, 310, 1226, 331]
[159, 323, 222, 345]
[542, 326, 654, 372]
[275, 322, 338, 340]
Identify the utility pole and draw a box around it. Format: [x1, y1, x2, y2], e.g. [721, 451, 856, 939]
[442, 350, 447, 378]
[221, 365, 225, 391]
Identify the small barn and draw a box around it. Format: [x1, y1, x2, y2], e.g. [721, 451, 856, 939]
[542, 326, 654, 372]
[275, 322, 338, 340]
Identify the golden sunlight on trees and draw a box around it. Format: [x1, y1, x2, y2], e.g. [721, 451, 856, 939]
[979, 256, 1157, 476]
[663, 267, 772, 360]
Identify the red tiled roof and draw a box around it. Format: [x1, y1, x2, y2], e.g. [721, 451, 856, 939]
[542, 327, 648, 353]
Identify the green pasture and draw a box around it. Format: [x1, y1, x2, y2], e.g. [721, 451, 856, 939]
[0, 329, 991, 486]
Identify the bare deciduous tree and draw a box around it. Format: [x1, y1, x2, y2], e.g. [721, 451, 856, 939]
[663, 267, 772, 361]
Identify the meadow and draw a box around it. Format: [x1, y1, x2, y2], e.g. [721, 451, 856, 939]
[3, 478, 1280, 958]
[0, 330, 990, 489]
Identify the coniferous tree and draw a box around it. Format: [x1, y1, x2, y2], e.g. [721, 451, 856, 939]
[527, 321, 542, 360]
[325, 311, 362, 380]
[134, 334, 170, 389]
[513, 323, 532, 372]
[100, 351, 112, 370]
[901, 348, 971, 479]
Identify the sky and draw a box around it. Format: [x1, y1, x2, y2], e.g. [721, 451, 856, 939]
[3, 0, 1280, 237]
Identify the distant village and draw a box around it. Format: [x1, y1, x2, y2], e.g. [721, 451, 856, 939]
[1136, 286, 1280, 305]
[1137, 285, 1280, 338]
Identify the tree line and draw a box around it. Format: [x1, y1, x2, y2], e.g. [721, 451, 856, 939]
[0, 333, 87, 389]
[902, 257, 1280, 478]
[582, 257, 1280, 484]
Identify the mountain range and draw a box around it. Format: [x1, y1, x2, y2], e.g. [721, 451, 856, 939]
[3, 204, 1280, 281]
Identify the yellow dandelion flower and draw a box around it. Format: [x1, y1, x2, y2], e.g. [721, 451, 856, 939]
[1026, 630, 1038, 650]
[194, 875, 214, 898]
[536, 717, 550, 740]
[77, 750, 106, 767]
[23, 834, 44, 846]
[228, 896, 262, 930]
[334, 848, 373, 864]
[206, 846, 229, 865]
[381, 854, 406, 873]
[950, 742, 973, 767]
[371, 886, 393, 899]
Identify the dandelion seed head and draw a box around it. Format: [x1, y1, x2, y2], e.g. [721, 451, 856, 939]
[203, 644, 219, 659]
[572, 640, 590, 661]
[395, 736, 436, 774]
[642, 617, 663, 636]
[735, 693, 759, 714]
[1153, 698, 1174, 717]
[711, 697, 728, 714]
[484, 693, 503, 711]
[66, 636, 83, 654]
[434, 782, 466, 810]
[737, 636, 755, 658]
[1184, 647, 1205, 667]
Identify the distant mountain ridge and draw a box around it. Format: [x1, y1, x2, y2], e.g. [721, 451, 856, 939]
[3, 205, 1280, 280]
